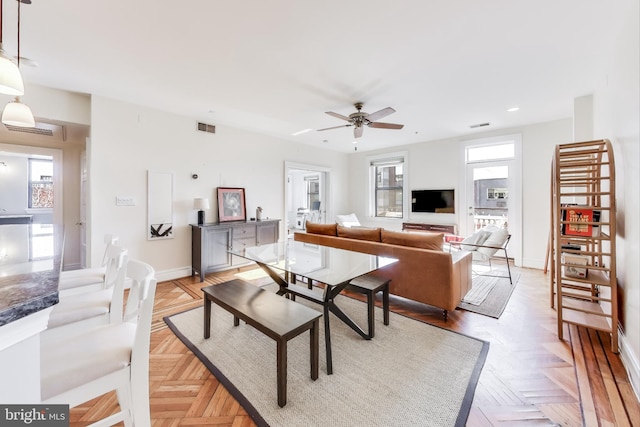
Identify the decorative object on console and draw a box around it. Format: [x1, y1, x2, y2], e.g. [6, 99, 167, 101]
[256, 206, 262, 221]
[217, 187, 246, 222]
[335, 213, 361, 227]
[194, 198, 210, 226]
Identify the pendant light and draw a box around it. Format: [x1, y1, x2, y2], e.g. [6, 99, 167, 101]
[1, 0, 34, 127]
[0, 0, 24, 96]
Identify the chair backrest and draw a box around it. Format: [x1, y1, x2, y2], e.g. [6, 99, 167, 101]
[103, 245, 128, 290]
[125, 260, 156, 426]
[123, 259, 156, 323]
[100, 234, 119, 266]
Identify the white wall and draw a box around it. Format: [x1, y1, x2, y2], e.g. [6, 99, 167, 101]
[592, 0, 640, 398]
[0, 154, 29, 213]
[88, 96, 349, 279]
[347, 118, 572, 269]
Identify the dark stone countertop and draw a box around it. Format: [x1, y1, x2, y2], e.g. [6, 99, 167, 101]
[0, 224, 63, 327]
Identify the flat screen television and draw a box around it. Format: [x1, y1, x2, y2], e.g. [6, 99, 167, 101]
[411, 189, 455, 213]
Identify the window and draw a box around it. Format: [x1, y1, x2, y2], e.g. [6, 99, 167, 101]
[305, 176, 320, 209]
[29, 158, 54, 208]
[370, 154, 406, 218]
[466, 142, 515, 163]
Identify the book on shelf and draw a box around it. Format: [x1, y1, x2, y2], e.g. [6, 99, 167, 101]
[561, 206, 601, 237]
[562, 253, 589, 279]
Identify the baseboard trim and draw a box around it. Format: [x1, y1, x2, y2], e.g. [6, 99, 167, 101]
[619, 326, 640, 402]
[62, 263, 82, 272]
[155, 266, 193, 283]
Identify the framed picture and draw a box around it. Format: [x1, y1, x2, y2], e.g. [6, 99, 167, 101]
[217, 187, 246, 222]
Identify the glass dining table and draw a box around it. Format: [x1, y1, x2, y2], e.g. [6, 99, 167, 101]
[229, 239, 398, 374]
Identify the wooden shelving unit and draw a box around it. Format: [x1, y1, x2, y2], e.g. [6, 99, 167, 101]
[549, 139, 618, 353]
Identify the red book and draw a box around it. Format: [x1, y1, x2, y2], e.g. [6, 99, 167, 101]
[562, 207, 594, 236]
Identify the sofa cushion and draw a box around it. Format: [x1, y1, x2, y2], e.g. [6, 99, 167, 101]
[305, 222, 337, 236]
[337, 225, 381, 242]
[381, 229, 443, 251]
[335, 213, 361, 227]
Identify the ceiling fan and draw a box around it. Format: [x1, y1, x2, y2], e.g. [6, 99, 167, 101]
[317, 102, 404, 138]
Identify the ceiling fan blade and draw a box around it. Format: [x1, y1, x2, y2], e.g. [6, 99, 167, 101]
[325, 111, 352, 122]
[354, 126, 364, 138]
[365, 107, 395, 122]
[368, 122, 404, 130]
[317, 124, 352, 131]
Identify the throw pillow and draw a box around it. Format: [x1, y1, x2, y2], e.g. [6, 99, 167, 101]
[335, 213, 361, 228]
[477, 227, 509, 257]
[380, 230, 444, 251]
[337, 225, 381, 242]
[460, 229, 492, 251]
[305, 222, 337, 236]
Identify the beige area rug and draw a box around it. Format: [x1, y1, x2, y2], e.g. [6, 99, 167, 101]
[165, 286, 489, 427]
[458, 271, 520, 318]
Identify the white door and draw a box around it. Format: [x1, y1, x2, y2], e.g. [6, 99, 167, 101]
[79, 150, 88, 268]
[462, 137, 522, 266]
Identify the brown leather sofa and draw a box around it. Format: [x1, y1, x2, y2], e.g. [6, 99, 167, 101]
[294, 223, 472, 320]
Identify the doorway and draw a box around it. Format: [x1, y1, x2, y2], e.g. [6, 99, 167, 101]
[461, 135, 522, 266]
[284, 162, 331, 237]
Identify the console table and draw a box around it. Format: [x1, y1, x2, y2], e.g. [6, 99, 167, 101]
[402, 222, 457, 234]
[191, 219, 280, 281]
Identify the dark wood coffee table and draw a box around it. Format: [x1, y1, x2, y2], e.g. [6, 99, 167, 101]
[202, 279, 321, 407]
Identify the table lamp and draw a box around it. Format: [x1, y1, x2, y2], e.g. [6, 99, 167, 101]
[194, 198, 210, 225]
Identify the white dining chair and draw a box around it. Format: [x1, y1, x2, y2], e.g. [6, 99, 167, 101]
[43, 245, 128, 341]
[40, 259, 157, 427]
[58, 234, 119, 296]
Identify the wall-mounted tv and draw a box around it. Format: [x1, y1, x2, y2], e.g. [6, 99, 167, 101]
[411, 189, 455, 213]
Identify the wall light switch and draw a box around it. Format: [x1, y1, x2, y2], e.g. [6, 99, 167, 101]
[116, 196, 136, 206]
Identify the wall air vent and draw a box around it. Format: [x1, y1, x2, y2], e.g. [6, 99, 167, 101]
[4, 122, 67, 140]
[197, 122, 216, 134]
[469, 122, 491, 129]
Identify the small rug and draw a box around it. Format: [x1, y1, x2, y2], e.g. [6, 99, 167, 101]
[458, 272, 520, 318]
[165, 287, 489, 427]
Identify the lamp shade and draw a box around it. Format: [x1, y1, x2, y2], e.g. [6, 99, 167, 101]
[2, 98, 35, 127]
[0, 56, 25, 96]
[193, 198, 210, 210]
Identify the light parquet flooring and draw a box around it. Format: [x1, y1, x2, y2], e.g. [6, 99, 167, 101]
[69, 265, 640, 426]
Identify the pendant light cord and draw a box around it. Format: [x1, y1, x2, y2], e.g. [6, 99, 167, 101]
[17, 0, 20, 67]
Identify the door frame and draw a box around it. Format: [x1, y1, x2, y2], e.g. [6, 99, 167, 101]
[284, 161, 331, 237]
[0, 143, 63, 225]
[460, 134, 522, 266]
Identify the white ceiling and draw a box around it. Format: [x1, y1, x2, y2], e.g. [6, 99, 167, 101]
[2, 0, 620, 153]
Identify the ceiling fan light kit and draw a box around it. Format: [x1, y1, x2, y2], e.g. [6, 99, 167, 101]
[0, 0, 35, 127]
[317, 102, 404, 139]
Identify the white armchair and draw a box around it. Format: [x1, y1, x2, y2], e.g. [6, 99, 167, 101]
[455, 225, 512, 284]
